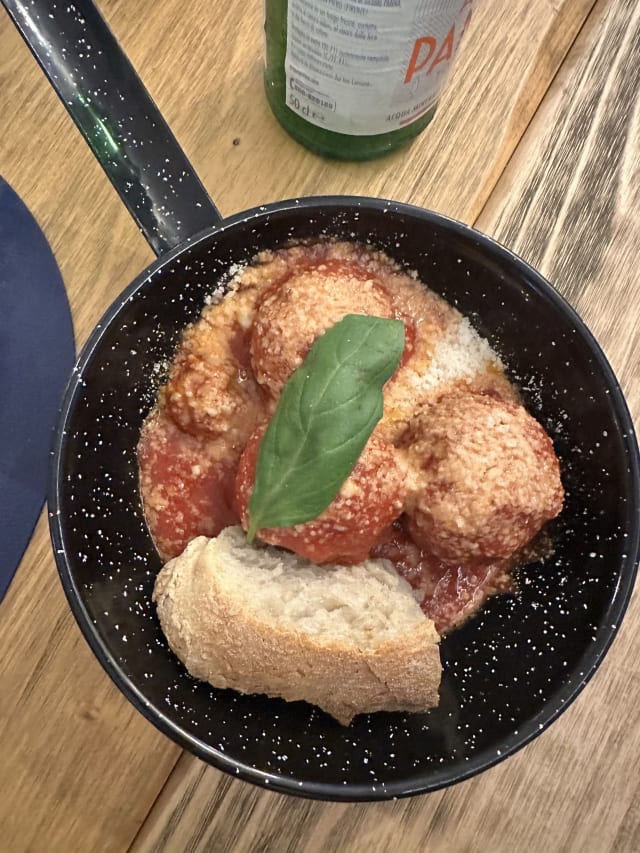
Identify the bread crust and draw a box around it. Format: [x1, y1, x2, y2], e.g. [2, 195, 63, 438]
[153, 532, 441, 725]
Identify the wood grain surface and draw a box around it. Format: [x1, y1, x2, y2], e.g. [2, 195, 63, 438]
[0, 0, 627, 850]
[132, 1, 640, 851]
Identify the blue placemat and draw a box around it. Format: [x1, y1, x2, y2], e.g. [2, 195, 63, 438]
[0, 176, 75, 602]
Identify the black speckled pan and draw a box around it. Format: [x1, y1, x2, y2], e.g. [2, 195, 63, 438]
[5, 0, 639, 800]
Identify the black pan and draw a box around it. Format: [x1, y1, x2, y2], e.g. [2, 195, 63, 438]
[5, 0, 639, 800]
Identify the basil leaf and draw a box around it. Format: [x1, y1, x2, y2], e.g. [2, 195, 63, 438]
[247, 314, 405, 541]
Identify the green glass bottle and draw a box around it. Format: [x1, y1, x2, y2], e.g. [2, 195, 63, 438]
[264, 0, 475, 161]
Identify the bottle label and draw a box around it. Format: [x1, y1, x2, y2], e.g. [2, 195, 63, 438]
[284, 0, 475, 136]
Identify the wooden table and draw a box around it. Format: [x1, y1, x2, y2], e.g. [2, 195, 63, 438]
[1, 0, 638, 850]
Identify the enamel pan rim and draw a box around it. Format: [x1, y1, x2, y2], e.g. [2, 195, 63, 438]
[49, 196, 640, 801]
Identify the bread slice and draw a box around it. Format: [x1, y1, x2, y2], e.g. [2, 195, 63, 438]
[153, 526, 441, 725]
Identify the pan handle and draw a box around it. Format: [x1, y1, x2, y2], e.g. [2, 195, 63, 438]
[2, 0, 222, 257]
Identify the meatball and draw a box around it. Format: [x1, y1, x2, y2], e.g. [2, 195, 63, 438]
[234, 427, 405, 564]
[405, 390, 564, 563]
[164, 297, 263, 448]
[250, 258, 396, 397]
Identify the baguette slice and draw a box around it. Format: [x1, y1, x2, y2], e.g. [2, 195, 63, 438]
[153, 525, 441, 725]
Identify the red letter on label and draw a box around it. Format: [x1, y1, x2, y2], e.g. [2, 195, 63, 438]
[404, 36, 436, 84]
[429, 25, 455, 72]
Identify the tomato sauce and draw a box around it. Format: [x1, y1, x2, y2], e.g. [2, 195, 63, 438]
[137, 240, 562, 633]
[372, 518, 513, 634]
[138, 411, 238, 561]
